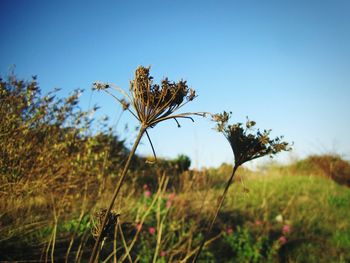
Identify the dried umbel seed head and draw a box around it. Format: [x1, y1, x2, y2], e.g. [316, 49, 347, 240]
[212, 111, 231, 132]
[92, 209, 120, 240]
[93, 66, 205, 130]
[213, 112, 291, 166]
[92, 82, 109, 91]
[130, 66, 199, 126]
[92, 66, 206, 163]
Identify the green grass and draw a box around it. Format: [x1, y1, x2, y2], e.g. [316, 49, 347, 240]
[218, 173, 350, 262]
[1, 170, 350, 262]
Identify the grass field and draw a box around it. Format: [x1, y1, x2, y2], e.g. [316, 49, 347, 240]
[1, 166, 350, 262]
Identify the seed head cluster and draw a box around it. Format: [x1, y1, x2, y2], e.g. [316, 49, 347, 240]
[213, 111, 291, 166]
[93, 66, 200, 129]
[92, 209, 120, 240]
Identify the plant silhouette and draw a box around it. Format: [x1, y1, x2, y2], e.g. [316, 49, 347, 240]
[193, 111, 291, 262]
[89, 66, 205, 262]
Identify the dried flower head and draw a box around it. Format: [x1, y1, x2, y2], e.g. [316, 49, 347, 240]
[120, 98, 130, 111]
[92, 209, 120, 240]
[93, 66, 205, 129]
[92, 82, 109, 91]
[213, 112, 291, 166]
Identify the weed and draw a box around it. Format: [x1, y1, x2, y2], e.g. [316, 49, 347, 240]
[90, 66, 204, 262]
[193, 112, 290, 261]
[221, 226, 279, 263]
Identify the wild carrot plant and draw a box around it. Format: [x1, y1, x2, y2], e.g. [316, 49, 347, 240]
[193, 111, 291, 262]
[89, 66, 205, 262]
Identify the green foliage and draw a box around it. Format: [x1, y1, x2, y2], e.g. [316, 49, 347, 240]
[173, 154, 191, 172]
[61, 215, 91, 236]
[333, 229, 350, 249]
[221, 226, 279, 263]
[328, 194, 350, 208]
[224, 174, 350, 262]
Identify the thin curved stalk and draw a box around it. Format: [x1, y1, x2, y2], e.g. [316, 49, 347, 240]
[103, 89, 139, 121]
[89, 126, 146, 263]
[180, 234, 221, 263]
[192, 165, 239, 263]
[118, 221, 133, 263]
[152, 175, 169, 263]
[113, 219, 118, 263]
[103, 82, 132, 102]
[65, 183, 88, 263]
[119, 175, 168, 262]
[145, 129, 157, 162]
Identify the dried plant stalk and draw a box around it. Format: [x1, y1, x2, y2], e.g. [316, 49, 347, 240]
[192, 112, 291, 262]
[89, 66, 205, 263]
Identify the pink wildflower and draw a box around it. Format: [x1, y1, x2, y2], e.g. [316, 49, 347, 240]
[143, 184, 148, 190]
[168, 192, 176, 201]
[278, 236, 287, 245]
[255, 220, 262, 226]
[148, 227, 156, 235]
[144, 190, 151, 198]
[166, 200, 172, 208]
[226, 227, 233, 235]
[160, 251, 166, 257]
[282, 224, 291, 235]
[136, 223, 142, 231]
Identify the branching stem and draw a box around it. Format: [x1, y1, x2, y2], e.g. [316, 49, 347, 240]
[89, 125, 146, 263]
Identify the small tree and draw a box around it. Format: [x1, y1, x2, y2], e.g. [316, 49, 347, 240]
[173, 154, 191, 172]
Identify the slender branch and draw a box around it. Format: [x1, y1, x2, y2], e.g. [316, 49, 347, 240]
[89, 126, 146, 263]
[145, 129, 157, 162]
[103, 89, 139, 121]
[118, 221, 133, 263]
[108, 82, 133, 102]
[148, 112, 207, 127]
[180, 234, 221, 263]
[174, 118, 181, 127]
[192, 165, 240, 263]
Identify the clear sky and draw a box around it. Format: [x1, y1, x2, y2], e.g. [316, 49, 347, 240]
[1, 0, 350, 168]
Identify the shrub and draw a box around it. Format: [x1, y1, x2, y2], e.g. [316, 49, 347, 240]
[0, 74, 129, 246]
[294, 154, 350, 187]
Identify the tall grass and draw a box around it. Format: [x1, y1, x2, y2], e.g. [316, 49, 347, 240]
[2, 162, 349, 262]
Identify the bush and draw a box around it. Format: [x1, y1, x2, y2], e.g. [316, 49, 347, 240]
[294, 155, 350, 187]
[0, 74, 128, 229]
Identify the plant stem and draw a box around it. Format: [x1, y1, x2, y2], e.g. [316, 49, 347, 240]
[192, 164, 239, 263]
[89, 126, 146, 263]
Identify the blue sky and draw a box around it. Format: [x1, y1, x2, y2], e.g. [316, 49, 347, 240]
[1, 0, 350, 168]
